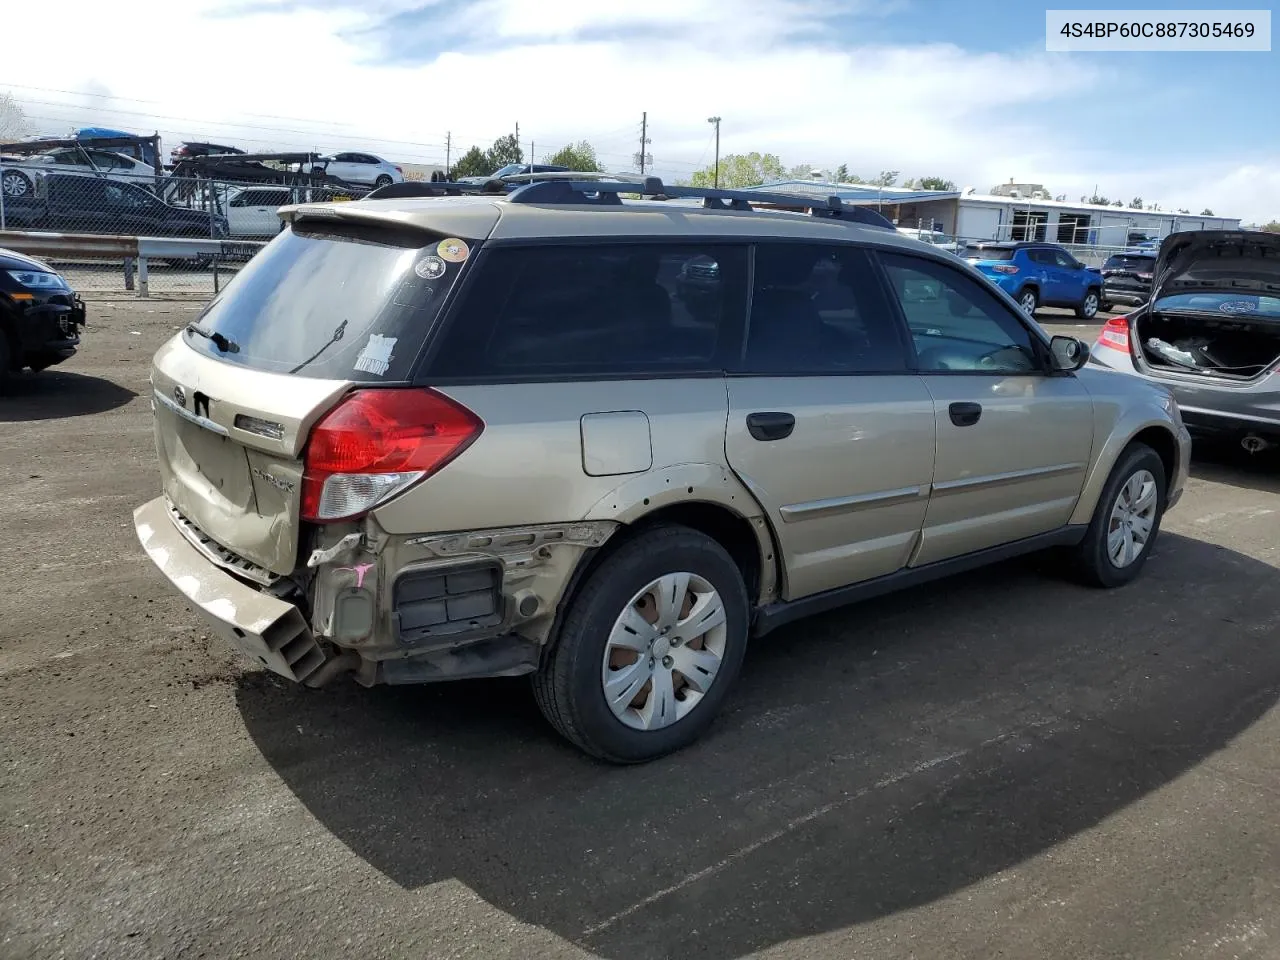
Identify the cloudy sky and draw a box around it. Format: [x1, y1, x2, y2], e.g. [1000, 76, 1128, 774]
[2, 0, 1277, 220]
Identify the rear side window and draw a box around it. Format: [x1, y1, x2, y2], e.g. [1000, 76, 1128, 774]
[428, 243, 748, 379]
[184, 223, 471, 381]
[742, 244, 909, 374]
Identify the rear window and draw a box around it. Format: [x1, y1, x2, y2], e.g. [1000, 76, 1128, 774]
[184, 222, 470, 380]
[962, 246, 1015, 261]
[1103, 254, 1156, 271]
[427, 243, 748, 379]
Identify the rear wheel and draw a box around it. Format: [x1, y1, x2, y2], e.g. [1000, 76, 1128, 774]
[1071, 442, 1166, 588]
[533, 525, 750, 763]
[1, 169, 31, 199]
[1017, 287, 1038, 317]
[1076, 288, 1101, 319]
[374, 175, 393, 188]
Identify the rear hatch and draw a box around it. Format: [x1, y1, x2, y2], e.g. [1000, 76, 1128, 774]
[961, 244, 1019, 280]
[1131, 231, 1280, 384]
[149, 204, 494, 576]
[1101, 252, 1156, 296]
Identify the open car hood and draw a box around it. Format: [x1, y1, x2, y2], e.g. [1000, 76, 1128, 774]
[1151, 230, 1280, 303]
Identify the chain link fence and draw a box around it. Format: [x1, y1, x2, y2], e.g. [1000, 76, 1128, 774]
[0, 165, 365, 296]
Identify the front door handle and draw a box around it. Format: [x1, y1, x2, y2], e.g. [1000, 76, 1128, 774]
[746, 411, 795, 442]
[948, 401, 982, 427]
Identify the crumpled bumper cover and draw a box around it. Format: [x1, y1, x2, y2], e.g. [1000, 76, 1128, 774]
[133, 495, 325, 683]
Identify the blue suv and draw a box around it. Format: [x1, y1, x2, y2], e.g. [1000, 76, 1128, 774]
[962, 242, 1105, 319]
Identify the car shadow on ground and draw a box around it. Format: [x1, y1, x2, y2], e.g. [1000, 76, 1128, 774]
[236, 531, 1280, 960]
[0, 370, 137, 422]
[1190, 440, 1280, 494]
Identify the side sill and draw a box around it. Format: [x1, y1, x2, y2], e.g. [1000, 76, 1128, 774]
[752, 525, 1088, 638]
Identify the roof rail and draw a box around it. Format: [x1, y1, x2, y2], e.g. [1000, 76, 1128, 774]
[505, 176, 895, 228]
[364, 180, 491, 200]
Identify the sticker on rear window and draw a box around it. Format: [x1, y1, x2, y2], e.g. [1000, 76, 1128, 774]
[415, 255, 446, 280]
[437, 238, 470, 263]
[354, 334, 396, 376]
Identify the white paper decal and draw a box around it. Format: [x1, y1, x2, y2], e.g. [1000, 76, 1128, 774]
[354, 334, 396, 375]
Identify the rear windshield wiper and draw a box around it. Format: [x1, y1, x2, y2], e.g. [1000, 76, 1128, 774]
[185, 321, 239, 354]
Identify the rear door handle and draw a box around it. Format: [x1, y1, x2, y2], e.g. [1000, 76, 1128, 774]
[745, 411, 795, 442]
[948, 402, 982, 427]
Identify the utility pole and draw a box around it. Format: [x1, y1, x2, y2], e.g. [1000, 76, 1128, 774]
[707, 116, 721, 188]
[445, 132, 451, 177]
[514, 121, 520, 160]
[637, 112, 651, 175]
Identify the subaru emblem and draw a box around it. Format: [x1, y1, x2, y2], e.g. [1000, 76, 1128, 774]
[173, 385, 187, 407]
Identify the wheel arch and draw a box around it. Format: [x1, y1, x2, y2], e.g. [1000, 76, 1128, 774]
[1069, 418, 1183, 526]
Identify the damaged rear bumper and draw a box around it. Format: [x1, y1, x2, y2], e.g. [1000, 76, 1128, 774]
[133, 495, 328, 684]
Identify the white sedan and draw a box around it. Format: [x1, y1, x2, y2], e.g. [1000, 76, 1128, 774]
[318, 152, 403, 187]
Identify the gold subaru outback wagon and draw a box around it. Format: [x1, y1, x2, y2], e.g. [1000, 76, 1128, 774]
[134, 178, 1191, 763]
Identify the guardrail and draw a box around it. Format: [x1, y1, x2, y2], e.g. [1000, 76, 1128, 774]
[0, 230, 266, 297]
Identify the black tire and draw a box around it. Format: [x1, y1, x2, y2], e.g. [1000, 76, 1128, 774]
[1071, 442, 1167, 588]
[374, 175, 393, 188]
[1016, 286, 1039, 317]
[533, 525, 750, 763]
[1075, 287, 1101, 319]
[0, 331, 11, 393]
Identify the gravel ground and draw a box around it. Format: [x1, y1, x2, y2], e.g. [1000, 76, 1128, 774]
[2, 303, 1279, 960]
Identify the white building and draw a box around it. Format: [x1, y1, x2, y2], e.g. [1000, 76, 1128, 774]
[743, 180, 1241, 247]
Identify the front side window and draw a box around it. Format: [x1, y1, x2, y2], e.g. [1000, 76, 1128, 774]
[879, 252, 1040, 374]
[429, 243, 748, 378]
[742, 244, 908, 374]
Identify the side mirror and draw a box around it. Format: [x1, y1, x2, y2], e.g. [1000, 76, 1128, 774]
[1049, 335, 1090, 371]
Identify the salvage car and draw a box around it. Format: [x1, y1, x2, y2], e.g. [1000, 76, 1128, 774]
[0, 248, 86, 390]
[1091, 230, 1280, 453]
[133, 179, 1190, 763]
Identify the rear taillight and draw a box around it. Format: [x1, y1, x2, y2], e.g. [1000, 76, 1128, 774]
[394, 165, 403, 173]
[301, 388, 483, 522]
[993, 264, 1019, 274]
[1098, 315, 1131, 354]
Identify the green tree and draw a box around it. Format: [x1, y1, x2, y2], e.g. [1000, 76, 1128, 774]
[1201, 207, 1215, 216]
[834, 163, 850, 183]
[1261, 221, 1280, 233]
[485, 133, 523, 170]
[901, 177, 917, 189]
[451, 145, 494, 179]
[1130, 197, 1143, 209]
[918, 176, 956, 191]
[687, 152, 786, 189]
[543, 140, 601, 171]
[872, 170, 899, 187]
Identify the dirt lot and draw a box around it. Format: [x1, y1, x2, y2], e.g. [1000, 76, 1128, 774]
[3, 301, 1280, 960]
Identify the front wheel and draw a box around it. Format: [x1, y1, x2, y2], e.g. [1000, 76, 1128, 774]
[1017, 287, 1038, 317]
[1076, 288, 1101, 319]
[1, 169, 32, 199]
[1071, 442, 1166, 588]
[533, 525, 750, 763]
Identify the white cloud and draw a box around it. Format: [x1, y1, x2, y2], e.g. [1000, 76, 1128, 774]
[2, 0, 1275, 220]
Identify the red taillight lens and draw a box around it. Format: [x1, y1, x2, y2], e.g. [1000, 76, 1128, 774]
[993, 264, 1019, 275]
[301, 388, 483, 522]
[1098, 315, 1131, 354]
